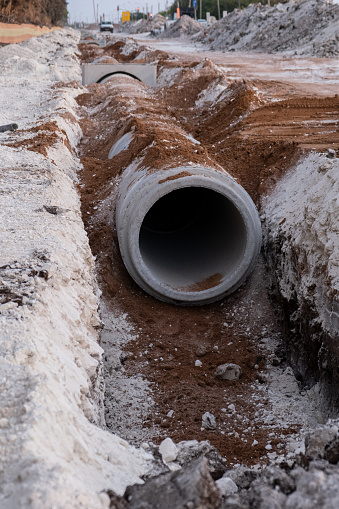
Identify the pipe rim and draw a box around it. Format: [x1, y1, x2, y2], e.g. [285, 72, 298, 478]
[116, 166, 261, 305]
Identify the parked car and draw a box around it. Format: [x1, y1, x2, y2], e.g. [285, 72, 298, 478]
[99, 21, 113, 33]
[197, 19, 207, 25]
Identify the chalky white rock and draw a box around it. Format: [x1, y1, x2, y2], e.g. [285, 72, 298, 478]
[159, 437, 178, 463]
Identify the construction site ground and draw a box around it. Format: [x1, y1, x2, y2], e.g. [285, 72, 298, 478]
[1, 23, 339, 506]
[77, 32, 339, 468]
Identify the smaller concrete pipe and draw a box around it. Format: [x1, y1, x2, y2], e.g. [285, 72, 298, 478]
[116, 164, 261, 305]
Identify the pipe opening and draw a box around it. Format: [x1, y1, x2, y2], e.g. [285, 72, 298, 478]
[99, 72, 141, 84]
[139, 187, 247, 291]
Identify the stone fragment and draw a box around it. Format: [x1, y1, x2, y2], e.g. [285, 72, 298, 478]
[214, 363, 242, 380]
[225, 465, 259, 489]
[202, 412, 217, 430]
[43, 204, 64, 215]
[324, 437, 339, 464]
[305, 423, 339, 461]
[106, 490, 128, 508]
[216, 476, 238, 497]
[38, 262, 53, 280]
[261, 465, 295, 495]
[196, 345, 209, 357]
[98, 492, 113, 508]
[0, 123, 18, 132]
[125, 458, 222, 509]
[141, 443, 170, 481]
[251, 485, 286, 509]
[285, 469, 339, 509]
[159, 437, 178, 463]
[176, 440, 227, 480]
[326, 148, 336, 159]
[0, 301, 18, 312]
[318, 162, 332, 173]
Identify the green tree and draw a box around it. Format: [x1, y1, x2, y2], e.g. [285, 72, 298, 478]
[0, 0, 68, 26]
[46, 0, 68, 25]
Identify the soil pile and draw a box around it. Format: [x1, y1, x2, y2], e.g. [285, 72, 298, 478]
[122, 13, 165, 34]
[198, 0, 339, 57]
[112, 421, 339, 509]
[158, 15, 203, 39]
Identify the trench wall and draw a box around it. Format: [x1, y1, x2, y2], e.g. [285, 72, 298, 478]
[262, 152, 339, 414]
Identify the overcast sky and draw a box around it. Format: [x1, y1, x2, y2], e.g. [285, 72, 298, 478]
[68, 0, 339, 23]
[67, 0, 168, 23]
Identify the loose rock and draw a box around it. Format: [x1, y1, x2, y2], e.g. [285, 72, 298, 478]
[124, 458, 222, 509]
[214, 363, 242, 381]
[176, 440, 227, 480]
[159, 437, 178, 463]
[202, 412, 217, 430]
[216, 476, 238, 497]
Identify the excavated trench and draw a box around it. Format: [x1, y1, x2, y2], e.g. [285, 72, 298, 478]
[77, 38, 339, 468]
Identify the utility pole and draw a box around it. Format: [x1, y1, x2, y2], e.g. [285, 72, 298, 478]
[92, 0, 96, 22]
[217, 0, 220, 19]
[200, 0, 202, 19]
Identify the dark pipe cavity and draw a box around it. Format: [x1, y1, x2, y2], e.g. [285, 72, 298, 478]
[139, 187, 246, 289]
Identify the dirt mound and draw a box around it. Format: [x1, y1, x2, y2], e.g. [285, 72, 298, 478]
[158, 15, 203, 39]
[123, 13, 165, 34]
[79, 36, 170, 65]
[198, 0, 339, 57]
[79, 39, 143, 64]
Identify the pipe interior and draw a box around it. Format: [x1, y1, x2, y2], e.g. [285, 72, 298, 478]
[100, 73, 138, 84]
[139, 187, 247, 290]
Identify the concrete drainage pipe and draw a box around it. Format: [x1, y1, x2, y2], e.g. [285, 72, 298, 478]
[116, 164, 262, 305]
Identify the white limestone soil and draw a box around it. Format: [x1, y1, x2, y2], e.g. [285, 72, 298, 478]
[0, 29, 153, 509]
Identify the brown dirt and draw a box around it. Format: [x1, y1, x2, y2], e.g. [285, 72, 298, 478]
[76, 41, 338, 467]
[78, 41, 143, 65]
[3, 121, 72, 156]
